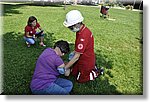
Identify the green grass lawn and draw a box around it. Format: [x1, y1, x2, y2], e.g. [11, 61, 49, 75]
[1, 2, 142, 95]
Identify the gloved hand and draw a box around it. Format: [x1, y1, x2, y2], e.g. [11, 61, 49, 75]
[69, 52, 75, 60]
[57, 67, 65, 74]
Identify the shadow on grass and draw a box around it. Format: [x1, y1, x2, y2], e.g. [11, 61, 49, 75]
[3, 4, 23, 16]
[2, 3, 64, 16]
[70, 76, 122, 95]
[95, 52, 113, 69]
[95, 49, 114, 78]
[2, 31, 56, 95]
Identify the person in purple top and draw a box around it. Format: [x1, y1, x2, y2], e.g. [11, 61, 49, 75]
[30, 40, 73, 95]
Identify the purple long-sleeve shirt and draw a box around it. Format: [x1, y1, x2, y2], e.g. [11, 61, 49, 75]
[30, 48, 64, 90]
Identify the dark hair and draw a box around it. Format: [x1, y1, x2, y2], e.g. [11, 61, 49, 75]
[27, 16, 37, 26]
[54, 40, 70, 54]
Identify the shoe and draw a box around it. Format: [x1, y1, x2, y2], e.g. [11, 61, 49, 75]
[99, 67, 104, 75]
[26, 41, 30, 48]
[95, 66, 104, 76]
[40, 42, 46, 47]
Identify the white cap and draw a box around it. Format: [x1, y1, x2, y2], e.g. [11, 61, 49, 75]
[63, 10, 84, 27]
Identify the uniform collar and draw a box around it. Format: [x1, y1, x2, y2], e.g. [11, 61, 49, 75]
[77, 24, 86, 34]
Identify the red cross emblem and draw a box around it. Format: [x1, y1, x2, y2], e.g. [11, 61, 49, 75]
[78, 44, 83, 50]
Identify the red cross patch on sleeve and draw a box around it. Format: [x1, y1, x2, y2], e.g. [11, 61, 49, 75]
[78, 44, 83, 50]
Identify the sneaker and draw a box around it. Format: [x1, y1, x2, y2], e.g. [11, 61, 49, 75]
[99, 67, 104, 75]
[40, 42, 46, 47]
[95, 66, 104, 76]
[26, 41, 30, 48]
[26, 41, 29, 44]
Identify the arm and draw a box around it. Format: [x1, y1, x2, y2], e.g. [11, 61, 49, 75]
[57, 63, 70, 76]
[37, 22, 44, 33]
[65, 51, 81, 69]
[38, 27, 44, 35]
[39, 27, 44, 31]
[58, 63, 65, 68]
[25, 32, 33, 38]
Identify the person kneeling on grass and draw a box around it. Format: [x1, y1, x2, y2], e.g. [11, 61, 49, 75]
[63, 10, 101, 83]
[24, 16, 46, 47]
[30, 40, 73, 95]
[100, 5, 110, 18]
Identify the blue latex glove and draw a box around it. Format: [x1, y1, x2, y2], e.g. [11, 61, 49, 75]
[69, 52, 75, 60]
[57, 67, 65, 74]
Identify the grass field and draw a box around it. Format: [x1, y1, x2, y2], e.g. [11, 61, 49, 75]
[1, 2, 142, 95]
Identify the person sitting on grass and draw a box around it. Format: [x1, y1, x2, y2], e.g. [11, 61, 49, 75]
[30, 40, 73, 95]
[24, 16, 46, 47]
[100, 5, 110, 18]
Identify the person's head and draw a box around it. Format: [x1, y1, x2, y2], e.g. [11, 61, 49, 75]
[105, 6, 110, 10]
[54, 40, 70, 56]
[27, 16, 37, 27]
[63, 10, 84, 32]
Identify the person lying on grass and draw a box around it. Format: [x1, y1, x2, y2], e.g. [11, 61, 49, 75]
[24, 16, 46, 47]
[30, 40, 73, 95]
[63, 10, 101, 83]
